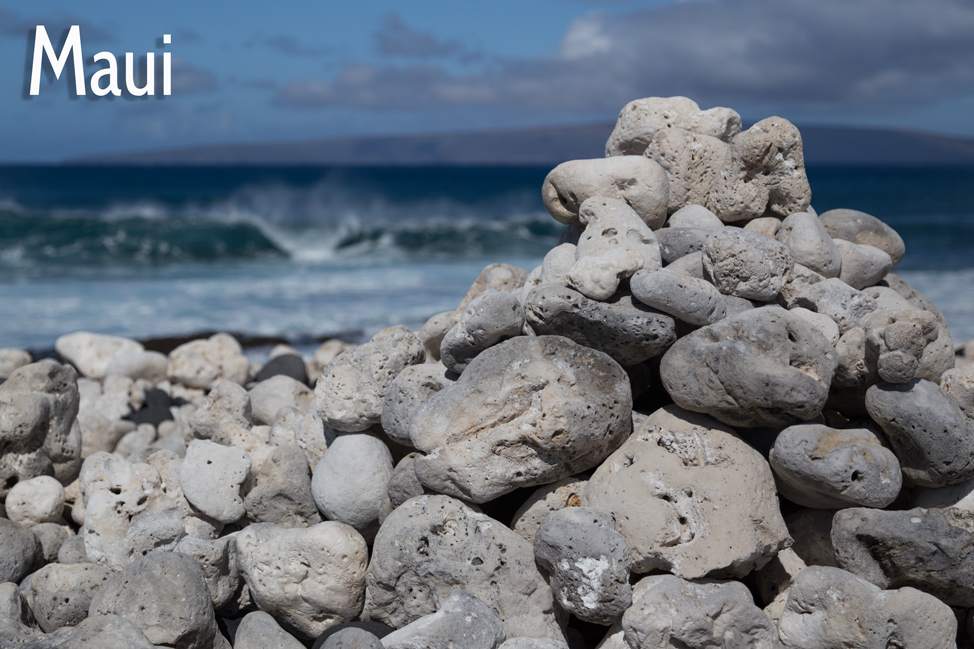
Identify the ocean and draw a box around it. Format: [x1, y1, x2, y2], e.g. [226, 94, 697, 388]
[0, 165, 972, 355]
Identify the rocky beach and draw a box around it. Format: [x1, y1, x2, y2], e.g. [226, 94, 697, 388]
[2, 96, 974, 648]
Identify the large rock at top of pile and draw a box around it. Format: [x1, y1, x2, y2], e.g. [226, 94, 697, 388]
[660, 308, 837, 428]
[0, 360, 81, 497]
[409, 335, 632, 503]
[605, 96, 742, 156]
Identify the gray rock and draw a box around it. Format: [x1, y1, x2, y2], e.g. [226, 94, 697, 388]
[524, 285, 677, 366]
[511, 477, 587, 545]
[364, 495, 563, 641]
[539, 244, 576, 286]
[647, 128, 731, 215]
[795, 277, 879, 334]
[566, 248, 643, 301]
[744, 216, 782, 238]
[789, 306, 840, 346]
[315, 325, 425, 433]
[769, 424, 902, 508]
[754, 547, 806, 626]
[911, 478, 974, 512]
[622, 575, 778, 649]
[660, 308, 837, 428]
[942, 364, 974, 418]
[777, 565, 956, 649]
[655, 227, 712, 265]
[542, 156, 669, 229]
[667, 204, 723, 229]
[179, 439, 251, 524]
[441, 291, 526, 373]
[534, 507, 632, 625]
[575, 197, 662, 270]
[582, 405, 789, 578]
[605, 96, 741, 156]
[189, 378, 255, 448]
[387, 453, 435, 511]
[30, 523, 70, 564]
[0, 580, 34, 627]
[173, 535, 241, 612]
[167, 333, 250, 390]
[702, 228, 794, 301]
[832, 506, 974, 607]
[320, 628, 384, 648]
[498, 640, 569, 649]
[5, 475, 66, 527]
[249, 374, 314, 426]
[0, 613, 160, 648]
[834, 309, 942, 388]
[630, 268, 726, 326]
[777, 211, 842, 278]
[820, 208, 906, 267]
[723, 294, 757, 318]
[381, 589, 506, 649]
[0, 360, 82, 496]
[381, 364, 453, 447]
[235, 611, 305, 649]
[786, 508, 843, 568]
[104, 349, 169, 383]
[418, 311, 457, 363]
[865, 379, 974, 487]
[245, 443, 322, 528]
[236, 521, 368, 638]
[0, 348, 31, 380]
[708, 117, 812, 222]
[834, 239, 892, 290]
[410, 336, 631, 503]
[775, 262, 825, 309]
[456, 263, 529, 313]
[30, 562, 113, 632]
[664, 251, 704, 279]
[0, 519, 41, 583]
[89, 550, 222, 649]
[57, 533, 90, 564]
[55, 332, 143, 379]
[311, 433, 393, 536]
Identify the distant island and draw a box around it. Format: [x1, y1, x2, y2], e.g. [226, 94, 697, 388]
[71, 123, 974, 166]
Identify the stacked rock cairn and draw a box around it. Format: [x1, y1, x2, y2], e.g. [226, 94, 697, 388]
[1, 96, 973, 649]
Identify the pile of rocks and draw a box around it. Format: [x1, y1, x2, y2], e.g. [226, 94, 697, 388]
[1, 95, 972, 648]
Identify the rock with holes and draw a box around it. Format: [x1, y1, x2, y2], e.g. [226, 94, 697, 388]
[364, 495, 563, 641]
[655, 227, 712, 265]
[865, 379, 974, 487]
[4, 475, 65, 527]
[173, 535, 241, 612]
[776, 211, 842, 278]
[315, 325, 425, 433]
[54, 332, 143, 379]
[574, 197, 662, 272]
[179, 439, 251, 524]
[381, 363, 454, 447]
[622, 575, 778, 649]
[539, 244, 577, 286]
[523, 285, 677, 366]
[769, 424, 902, 509]
[235, 521, 369, 638]
[511, 477, 588, 545]
[167, 332, 250, 390]
[650, 127, 733, 216]
[834, 309, 943, 388]
[702, 228, 794, 301]
[566, 248, 643, 301]
[441, 291, 526, 374]
[29, 562, 113, 632]
[605, 96, 741, 157]
[820, 208, 906, 267]
[777, 565, 956, 649]
[311, 433, 393, 538]
[89, 550, 226, 649]
[582, 405, 789, 578]
[942, 364, 974, 418]
[245, 443, 322, 528]
[831, 506, 974, 607]
[381, 589, 506, 649]
[794, 277, 879, 334]
[541, 156, 669, 229]
[660, 307, 837, 428]
[533, 507, 632, 625]
[630, 268, 726, 326]
[409, 336, 631, 503]
[0, 360, 82, 497]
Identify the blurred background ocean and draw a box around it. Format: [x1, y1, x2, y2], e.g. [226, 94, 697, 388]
[1, 163, 972, 354]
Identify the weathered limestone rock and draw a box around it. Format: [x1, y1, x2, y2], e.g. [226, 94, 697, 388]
[410, 336, 631, 503]
[4, 475, 65, 527]
[702, 228, 794, 301]
[30, 522, 70, 563]
[381, 363, 453, 447]
[777, 565, 956, 649]
[820, 208, 906, 267]
[795, 277, 879, 334]
[245, 443, 322, 528]
[365, 495, 564, 641]
[311, 433, 393, 536]
[0, 348, 31, 379]
[834, 309, 943, 388]
[789, 306, 840, 346]
[511, 477, 587, 545]
[630, 268, 726, 326]
[236, 522, 368, 638]
[647, 128, 731, 214]
[660, 308, 837, 428]
[667, 204, 723, 229]
[29, 562, 113, 632]
[942, 364, 974, 418]
[542, 157, 669, 229]
[605, 96, 741, 156]
[622, 575, 778, 649]
[524, 285, 677, 366]
[776, 211, 842, 278]
[744, 216, 782, 238]
[418, 311, 457, 363]
[234, 611, 305, 649]
[575, 197, 662, 269]
[566, 248, 643, 301]
[249, 374, 314, 426]
[769, 424, 902, 509]
[865, 379, 974, 487]
[315, 325, 424, 433]
[582, 405, 790, 578]
[0, 360, 81, 496]
[55, 332, 143, 379]
[387, 452, 435, 510]
[655, 227, 712, 264]
[834, 239, 892, 290]
[441, 291, 526, 373]
[173, 535, 241, 612]
[534, 507, 632, 625]
[381, 590, 506, 649]
[179, 439, 251, 524]
[0, 518, 42, 583]
[457, 263, 530, 313]
[167, 333, 250, 390]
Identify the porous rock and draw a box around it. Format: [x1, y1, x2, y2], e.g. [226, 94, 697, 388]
[173, 534, 241, 612]
[667, 204, 723, 229]
[364, 495, 563, 641]
[315, 325, 425, 433]
[582, 405, 790, 578]
[511, 477, 587, 545]
[167, 333, 250, 390]
[630, 268, 726, 326]
[655, 227, 711, 265]
[647, 127, 730, 215]
[566, 248, 643, 301]
[410, 336, 631, 503]
[794, 277, 878, 334]
[179, 439, 251, 524]
[30, 562, 113, 632]
[605, 96, 741, 156]
[660, 307, 837, 428]
[0, 518, 42, 583]
[702, 227, 794, 301]
[236, 521, 368, 638]
[441, 291, 526, 374]
[380, 589, 506, 649]
[381, 363, 453, 446]
[575, 197, 662, 270]
[245, 443, 322, 528]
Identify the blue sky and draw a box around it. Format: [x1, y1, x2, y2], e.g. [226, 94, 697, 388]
[2, 0, 973, 162]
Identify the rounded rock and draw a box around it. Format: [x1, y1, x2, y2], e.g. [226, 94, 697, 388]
[179, 439, 251, 524]
[776, 211, 842, 278]
[167, 333, 250, 390]
[630, 268, 726, 326]
[820, 208, 905, 267]
[311, 433, 393, 536]
[5, 475, 66, 526]
[0, 518, 42, 583]
[702, 227, 794, 301]
[30, 562, 113, 632]
[834, 239, 893, 290]
[441, 291, 526, 374]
